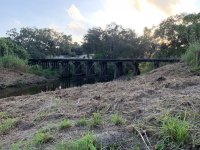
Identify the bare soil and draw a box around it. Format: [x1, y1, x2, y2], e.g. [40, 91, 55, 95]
[0, 63, 199, 149]
[0, 68, 47, 89]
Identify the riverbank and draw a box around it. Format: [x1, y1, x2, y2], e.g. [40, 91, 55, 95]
[0, 63, 199, 149]
[0, 68, 47, 89]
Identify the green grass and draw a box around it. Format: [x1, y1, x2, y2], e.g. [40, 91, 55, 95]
[56, 133, 96, 150]
[0, 55, 28, 72]
[0, 118, 15, 134]
[90, 112, 102, 127]
[33, 131, 53, 145]
[157, 113, 190, 149]
[182, 42, 200, 68]
[111, 114, 124, 126]
[76, 116, 87, 126]
[59, 119, 71, 130]
[28, 65, 60, 78]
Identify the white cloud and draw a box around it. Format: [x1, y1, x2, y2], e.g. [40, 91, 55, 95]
[66, 4, 89, 43]
[67, 4, 85, 21]
[65, 0, 199, 42]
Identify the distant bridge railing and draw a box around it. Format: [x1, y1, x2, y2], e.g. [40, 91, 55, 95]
[28, 58, 180, 78]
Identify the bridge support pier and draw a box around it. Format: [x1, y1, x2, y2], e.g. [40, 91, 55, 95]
[74, 61, 82, 76]
[86, 61, 95, 77]
[154, 62, 159, 69]
[114, 62, 123, 78]
[100, 61, 108, 78]
[61, 62, 70, 78]
[132, 62, 140, 75]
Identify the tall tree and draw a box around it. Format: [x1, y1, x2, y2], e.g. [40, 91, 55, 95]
[7, 28, 73, 58]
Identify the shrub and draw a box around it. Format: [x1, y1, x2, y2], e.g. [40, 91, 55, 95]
[0, 55, 28, 72]
[59, 119, 71, 130]
[182, 42, 200, 68]
[28, 65, 60, 78]
[111, 114, 124, 125]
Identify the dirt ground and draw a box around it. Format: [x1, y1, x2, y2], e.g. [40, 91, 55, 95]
[0, 63, 200, 149]
[0, 68, 47, 89]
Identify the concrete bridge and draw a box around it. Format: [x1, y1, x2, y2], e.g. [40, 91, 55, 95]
[28, 58, 180, 78]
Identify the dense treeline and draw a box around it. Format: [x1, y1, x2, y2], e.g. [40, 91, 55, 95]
[0, 12, 200, 61]
[82, 13, 200, 59]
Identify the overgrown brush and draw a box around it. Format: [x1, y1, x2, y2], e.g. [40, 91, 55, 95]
[182, 42, 200, 69]
[0, 55, 28, 72]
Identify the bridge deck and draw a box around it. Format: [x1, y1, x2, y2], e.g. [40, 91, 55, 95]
[29, 58, 180, 63]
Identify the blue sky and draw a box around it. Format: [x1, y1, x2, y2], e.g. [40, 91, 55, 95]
[0, 0, 200, 42]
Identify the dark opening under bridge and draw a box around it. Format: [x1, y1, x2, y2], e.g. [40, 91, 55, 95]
[28, 58, 180, 78]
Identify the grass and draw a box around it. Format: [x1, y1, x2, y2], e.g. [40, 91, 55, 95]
[182, 42, 200, 69]
[33, 131, 53, 145]
[90, 112, 102, 127]
[0, 55, 28, 72]
[157, 113, 190, 149]
[76, 116, 87, 126]
[56, 133, 96, 150]
[59, 119, 71, 130]
[0, 118, 15, 134]
[28, 65, 60, 78]
[111, 114, 124, 126]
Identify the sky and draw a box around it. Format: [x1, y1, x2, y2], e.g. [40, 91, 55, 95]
[0, 0, 200, 43]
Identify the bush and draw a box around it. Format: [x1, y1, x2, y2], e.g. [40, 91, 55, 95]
[182, 42, 200, 68]
[28, 65, 60, 78]
[0, 55, 28, 72]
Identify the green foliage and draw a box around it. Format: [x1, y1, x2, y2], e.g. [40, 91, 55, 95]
[7, 27, 73, 58]
[90, 112, 102, 127]
[111, 114, 124, 126]
[33, 131, 53, 145]
[28, 65, 60, 78]
[0, 55, 28, 72]
[0, 118, 15, 134]
[82, 23, 143, 58]
[59, 119, 71, 130]
[0, 37, 29, 59]
[56, 133, 96, 150]
[157, 113, 190, 149]
[76, 116, 87, 126]
[182, 42, 200, 68]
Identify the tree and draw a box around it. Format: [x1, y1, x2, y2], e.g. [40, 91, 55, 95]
[0, 37, 29, 59]
[82, 23, 142, 58]
[7, 27, 73, 58]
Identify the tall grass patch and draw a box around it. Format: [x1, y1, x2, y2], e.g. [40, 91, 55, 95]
[182, 42, 200, 68]
[0, 55, 28, 72]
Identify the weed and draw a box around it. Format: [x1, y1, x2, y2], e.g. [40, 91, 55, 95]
[0, 55, 28, 72]
[76, 116, 87, 126]
[0, 118, 15, 134]
[59, 119, 71, 130]
[90, 112, 102, 127]
[157, 113, 190, 149]
[111, 114, 124, 125]
[56, 133, 96, 150]
[10, 142, 21, 150]
[182, 42, 200, 68]
[33, 131, 53, 145]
